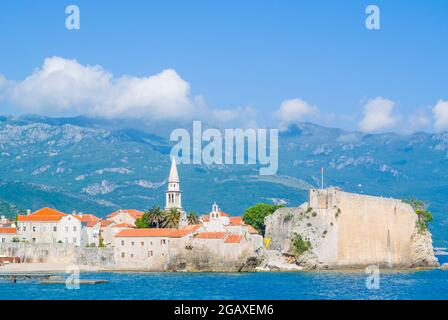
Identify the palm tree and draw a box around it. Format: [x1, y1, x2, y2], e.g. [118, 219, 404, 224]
[145, 206, 165, 228]
[187, 212, 200, 225]
[162, 208, 181, 228]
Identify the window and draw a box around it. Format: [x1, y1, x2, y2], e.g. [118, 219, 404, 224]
[130, 254, 134, 258]
[121, 240, 125, 246]
[1, 238, 5, 243]
[73, 226, 77, 232]
[141, 241, 144, 246]
[23, 226, 26, 232]
[53, 226, 57, 232]
[73, 237, 76, 244]
[17, 227, 20, 231]
[161, 239, 166, 245]
[32, 238, 36, 243]
[131, 241, 134, 246]
[148, 251, 153, 257]
[121, 252, 125, 258]
[32, 226, 36, 232]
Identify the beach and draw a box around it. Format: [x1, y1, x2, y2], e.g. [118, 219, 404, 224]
[0, 263, 103, 273]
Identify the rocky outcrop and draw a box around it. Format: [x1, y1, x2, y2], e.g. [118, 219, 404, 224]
[410, 229, 439, 268]
[167, 242, 262, 272]
[256, 250, 303, 271]
[265, 188, 439, 270]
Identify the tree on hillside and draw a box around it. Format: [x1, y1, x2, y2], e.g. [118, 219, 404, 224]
[162, 208, 181, 228]
[243, 203, 284, 235]
[402, 198, 433, 232]
[187, 212, 200, 225]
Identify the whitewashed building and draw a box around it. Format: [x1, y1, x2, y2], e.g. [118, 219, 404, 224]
[16, 207, 99, 246]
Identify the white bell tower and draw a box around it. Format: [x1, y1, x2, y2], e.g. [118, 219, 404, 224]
[165, 157, 182, 210]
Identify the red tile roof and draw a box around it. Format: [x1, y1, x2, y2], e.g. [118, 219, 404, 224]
[17, 207, 67, 222]
[195, 232, 227, 239]
[115, 228, 176, 238]
[107, 209, 144, 219]
[167, 225, 197, 237]
[100, 220, 114, 227]
[74, 214, 100, 223]
[86, 221, 100, 228]
[224, 234, 243, 243]
[115, 224, 201, 238]
[229, 217, 243, 225]
[0, 227, 16, 234]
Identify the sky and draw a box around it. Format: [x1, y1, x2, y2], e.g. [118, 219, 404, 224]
[0, 0, 447, 133]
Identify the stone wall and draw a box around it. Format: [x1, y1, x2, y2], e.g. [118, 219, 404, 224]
[167, 238, 260, 272]
[0, 243, 115, 268]
[265, 188, 438, 269]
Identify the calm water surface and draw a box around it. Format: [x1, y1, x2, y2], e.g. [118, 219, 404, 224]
[1, 256, 447, 300]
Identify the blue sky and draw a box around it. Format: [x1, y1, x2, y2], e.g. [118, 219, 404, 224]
[0, 0, 447, 132]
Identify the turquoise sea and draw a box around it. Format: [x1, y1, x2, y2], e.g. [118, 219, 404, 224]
[1, 256, 447, 300]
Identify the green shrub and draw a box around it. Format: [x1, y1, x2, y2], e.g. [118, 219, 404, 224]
[291, 233, 311, 256]
[403, 198, 433, 232]
[283, 212, 294, 223]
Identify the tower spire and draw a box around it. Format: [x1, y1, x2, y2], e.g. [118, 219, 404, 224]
[166, 157, 182, 210]
[168, 157, 179, 183]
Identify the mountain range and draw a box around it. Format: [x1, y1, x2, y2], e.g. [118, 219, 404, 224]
[0, 115, 447, 245]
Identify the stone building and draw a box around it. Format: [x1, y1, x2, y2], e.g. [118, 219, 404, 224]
[0, 227, 17, 243]
[106, 209, 144, 225]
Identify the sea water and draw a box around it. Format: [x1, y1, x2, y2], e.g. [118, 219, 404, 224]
[1, 256, 447, 300]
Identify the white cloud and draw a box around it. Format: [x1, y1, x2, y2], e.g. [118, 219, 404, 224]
[1, 56, 194, 120]
[277, 98, 319, 129]
[432, 100, 448, 132]
[358, 97, 397, 133]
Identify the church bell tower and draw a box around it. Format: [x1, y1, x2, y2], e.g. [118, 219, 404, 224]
[165, 157, 182, 210]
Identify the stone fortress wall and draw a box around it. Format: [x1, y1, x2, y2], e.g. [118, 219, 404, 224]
[265, 188, 438, 269]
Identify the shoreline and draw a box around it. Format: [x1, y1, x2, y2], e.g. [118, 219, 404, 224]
[0, 263, 443, 274]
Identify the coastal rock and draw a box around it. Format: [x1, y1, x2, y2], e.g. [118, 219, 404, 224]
[441, 263, 448, 270]
[257, 250, 303, 271]
[265, 188, 439, 270]
[167, 242, 261, 272]
[410, 229, 439, 268]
